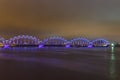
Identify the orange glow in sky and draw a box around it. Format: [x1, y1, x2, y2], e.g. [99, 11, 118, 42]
[0, 0, 120, 41]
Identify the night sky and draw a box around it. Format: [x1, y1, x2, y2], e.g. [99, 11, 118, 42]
[0, 0, 120, 41]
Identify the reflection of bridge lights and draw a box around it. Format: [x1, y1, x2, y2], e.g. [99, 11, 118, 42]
[65, 45, 70, 48]
[110, 45, 115, 80]
[88, 45, 93, 48]
[4, 45, 9, 48]
[38, 45, 44, 48]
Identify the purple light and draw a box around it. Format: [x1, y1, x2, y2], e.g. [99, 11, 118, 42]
[38, 45, 44, 48]
[66, 45, 70, 48]
[4, 45, 9, 48]
[88, 45, 93, 48]
[0, 36, 110, 48]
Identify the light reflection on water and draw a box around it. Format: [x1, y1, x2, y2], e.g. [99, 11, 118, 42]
[110, 46, 116, 80]
[0, 47, 118, 80]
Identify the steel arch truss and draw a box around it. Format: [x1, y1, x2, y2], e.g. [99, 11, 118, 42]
[8, 35, 40, 46]
[70, 38, 90, 47]
[42, 36, 68, 47]
[92, 39, 110, 47]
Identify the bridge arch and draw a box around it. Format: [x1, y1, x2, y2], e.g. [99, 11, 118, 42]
[8, 35, 40, 46]
[92, 39, 110, 47]
[70, 38, 90, 47]
[42, 36, 68, 47]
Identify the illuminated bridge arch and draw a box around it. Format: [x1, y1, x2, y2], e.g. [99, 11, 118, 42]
[92, 39, 110, 47]
[8, 35, 40, 46]
[42, 36, 68, 47]
[70, 38, 90, 47]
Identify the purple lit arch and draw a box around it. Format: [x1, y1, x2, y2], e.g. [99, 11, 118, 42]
[70, 38, 90, 47]
[7, 35, 40, 46]
[92, 39, 110, 47]
[42, 36, 68, 47]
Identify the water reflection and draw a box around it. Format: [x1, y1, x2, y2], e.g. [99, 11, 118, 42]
[110, 46, 116, 80]
[0, 47, 113, 80]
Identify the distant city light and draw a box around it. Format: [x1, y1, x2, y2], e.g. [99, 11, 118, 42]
[111, 43, 115, 47]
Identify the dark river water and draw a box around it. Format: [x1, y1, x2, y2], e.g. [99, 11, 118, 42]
[0, 47, 119, 80]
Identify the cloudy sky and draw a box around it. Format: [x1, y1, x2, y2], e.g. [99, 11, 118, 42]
[0, 0, 120, 41]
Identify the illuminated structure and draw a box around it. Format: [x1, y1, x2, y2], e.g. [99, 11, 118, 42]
[0, 35, 111, 48]
[92, 39, 110, 47]
[7, 35, 40, 46]
[0, 37, 5, 47]
[42, 36, 67, 47]
[70, 38, 90, 47]
[111, 43, 115, 47]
